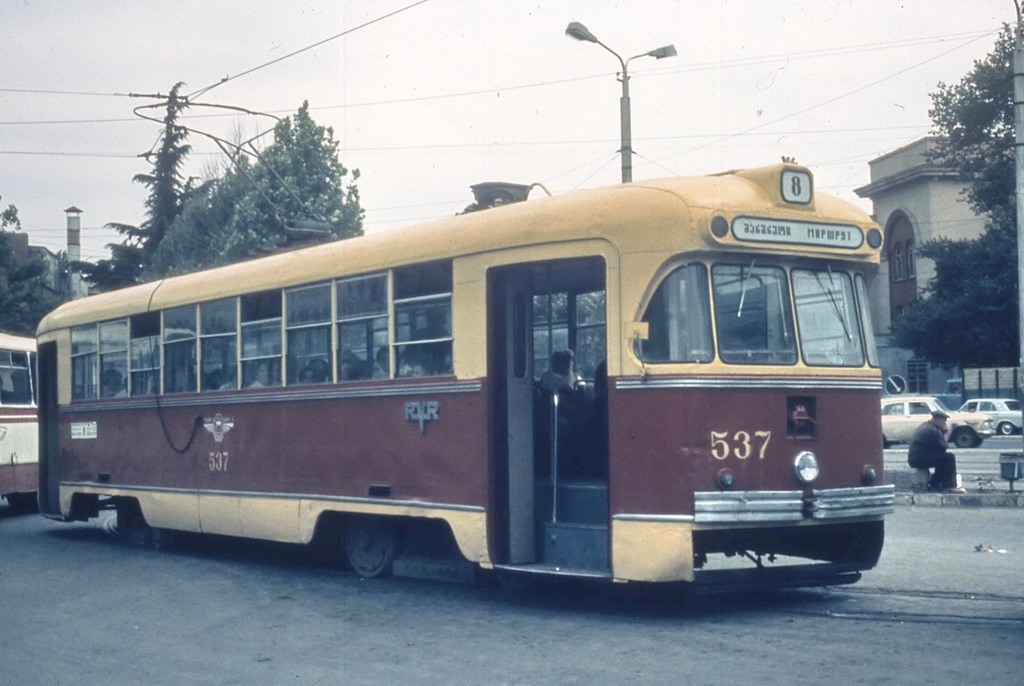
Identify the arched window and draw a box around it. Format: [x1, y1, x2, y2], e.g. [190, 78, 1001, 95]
[906, 239, 915, 277]
[893, 243, 904, 280]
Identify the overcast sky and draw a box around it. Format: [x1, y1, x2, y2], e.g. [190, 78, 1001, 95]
[0, 0, 1013, 262]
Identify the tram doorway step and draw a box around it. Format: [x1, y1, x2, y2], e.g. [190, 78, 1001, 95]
[392, 555, 476, 585]
[542, 522, 608, 571]
[534, 478, 609, 525]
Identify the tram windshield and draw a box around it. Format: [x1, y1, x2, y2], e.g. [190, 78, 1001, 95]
[639, 261, 877, 367]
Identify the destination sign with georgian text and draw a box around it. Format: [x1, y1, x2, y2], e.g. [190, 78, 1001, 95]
[732, 216, 864, 249]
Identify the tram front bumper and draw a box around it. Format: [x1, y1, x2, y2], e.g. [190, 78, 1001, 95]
[694, 484, 894, 524]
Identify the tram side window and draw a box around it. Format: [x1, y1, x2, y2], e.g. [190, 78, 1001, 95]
[164, 305, 197, 394]
[638, 264, 713, 363]
[855, 275, 880, 368]
[287, 283, 332, 384]
[533, 292, 569, 377]
[574, 291, 606, 379]
[130, 312, 160, 396]
[337, 273, 388, 380]
[0, 351, 33, 405]
[201, 298, 238, 391]
[241, 290, 282, 388]
[98, 319, 128, 398]
[792, 269, 865, 367]
[533, 290, 607, 380]
[394, 262, 453, 377]
[712, 264, 797, 365]
[71, 324, 98, 400]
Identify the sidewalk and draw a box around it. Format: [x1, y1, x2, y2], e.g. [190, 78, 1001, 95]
[884, 455, 1024, 507]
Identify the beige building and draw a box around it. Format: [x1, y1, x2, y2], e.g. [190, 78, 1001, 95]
[855, 137, 986, 394]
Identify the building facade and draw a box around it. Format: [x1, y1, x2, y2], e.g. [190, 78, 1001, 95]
[855, 137, 986, 395]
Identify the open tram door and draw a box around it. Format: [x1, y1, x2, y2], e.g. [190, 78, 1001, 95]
[488, 257, 609, 576]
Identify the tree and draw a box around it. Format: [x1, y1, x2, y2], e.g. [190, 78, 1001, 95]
[150, 102, 363, 276]
[890, 25, 1019, 368]
[84, 82, 193, 290]
[0, 198, 62, 335]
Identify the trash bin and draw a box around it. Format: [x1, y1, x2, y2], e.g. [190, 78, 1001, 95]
[999, 452, 1024, 491]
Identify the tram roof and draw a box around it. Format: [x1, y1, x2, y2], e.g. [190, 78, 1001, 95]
[38, 164, 878, 336]
[0, 331, 36, 352]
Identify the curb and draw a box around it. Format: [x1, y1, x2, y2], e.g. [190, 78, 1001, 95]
[893, 491, 1024, 508]
[886, 469, 1023, 507]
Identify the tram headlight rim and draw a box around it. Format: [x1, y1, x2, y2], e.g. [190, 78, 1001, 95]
[793, 451, 820, 485]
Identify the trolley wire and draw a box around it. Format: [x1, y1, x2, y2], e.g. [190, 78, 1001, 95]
[184, 0, 433, 101]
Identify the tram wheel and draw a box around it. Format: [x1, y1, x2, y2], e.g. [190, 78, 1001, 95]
[344, 518, 397, 578]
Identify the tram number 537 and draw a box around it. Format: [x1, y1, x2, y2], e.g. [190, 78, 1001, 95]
[710, 430, 771, 460]
[208, 450, 230, 472]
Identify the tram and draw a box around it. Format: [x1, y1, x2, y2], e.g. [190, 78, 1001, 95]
[1, 332, 38, 511]
[37, 162, 893, 588]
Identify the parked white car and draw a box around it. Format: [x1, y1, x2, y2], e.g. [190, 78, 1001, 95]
[881, 395, 995, 448]
[958, 398, 1021, 436]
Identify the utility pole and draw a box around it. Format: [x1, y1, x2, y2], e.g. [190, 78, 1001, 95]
[1015, 3, 1024, 458]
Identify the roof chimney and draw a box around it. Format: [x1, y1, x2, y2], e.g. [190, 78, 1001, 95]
[64, 206, 84, 299]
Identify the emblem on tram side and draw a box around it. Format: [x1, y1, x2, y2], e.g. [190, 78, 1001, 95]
[405, 401, 440, 434]
[203, 413, 235, 443]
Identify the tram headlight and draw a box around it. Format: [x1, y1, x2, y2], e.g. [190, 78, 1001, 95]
[716, 468, 736, 490]
[861, 464, 878, 486]
[793, 451, 819, 484]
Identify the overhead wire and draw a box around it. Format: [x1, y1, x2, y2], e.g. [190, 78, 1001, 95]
[184, 0, 433, 100]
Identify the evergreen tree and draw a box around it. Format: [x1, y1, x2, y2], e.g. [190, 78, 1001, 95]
[84, 82, 193, 290]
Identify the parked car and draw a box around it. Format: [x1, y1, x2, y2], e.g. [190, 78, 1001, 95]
[958, 398, 1022, 436]
[880, 395, 995, 448]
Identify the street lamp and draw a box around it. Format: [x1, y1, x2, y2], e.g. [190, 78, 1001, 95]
[566, 21, 676, 183]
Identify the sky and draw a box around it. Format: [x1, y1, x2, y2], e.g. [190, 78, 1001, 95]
[0, 0, 1014, 264]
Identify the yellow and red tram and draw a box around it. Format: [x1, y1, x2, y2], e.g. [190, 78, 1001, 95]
[1, 332, 39, 511]
[37, 163, 893, 588]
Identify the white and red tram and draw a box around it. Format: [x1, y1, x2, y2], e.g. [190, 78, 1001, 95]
[37, 164, 893, 588]
[1, 331, 38, 511]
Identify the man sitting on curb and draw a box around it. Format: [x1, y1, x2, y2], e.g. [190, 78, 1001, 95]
[908, 409, 966, 493]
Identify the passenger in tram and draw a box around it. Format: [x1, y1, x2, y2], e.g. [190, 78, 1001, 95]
[538, 349, 581, 395]
[372, 347, 390, 379]
[100, 367, 127, 398]
[246, 361, 271, 388]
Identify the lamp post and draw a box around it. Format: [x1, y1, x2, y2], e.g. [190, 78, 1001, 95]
[566, 21, 676, 183]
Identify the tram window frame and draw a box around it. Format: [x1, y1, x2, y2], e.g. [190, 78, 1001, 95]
[394, 262, 453, 378]
[0, 350, 34, 406]
[71, 323, 98, 400]
[533, 289, 607, 381]
[792, 268, 865, 368]
[98, 319, 128, 398]
[163, 304, 198, 394]
[286, 283, 333, 385]
[337, 272, 389, 381]
[200, 297, 238, 391]
[637, 263, 714, 364]
[712, 263, 798, 366]
[240, 290, 282, 388]
[855, 274, 880, 368]
[130, 312, 161, 396]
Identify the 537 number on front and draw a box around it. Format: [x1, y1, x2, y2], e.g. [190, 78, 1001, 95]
[710, 430, 771, 460]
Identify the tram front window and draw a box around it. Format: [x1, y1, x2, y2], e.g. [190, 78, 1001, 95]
[712, 264, 797, 365]
[792, 268, 865, 367]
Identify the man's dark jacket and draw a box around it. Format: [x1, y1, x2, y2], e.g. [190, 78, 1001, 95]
[907, 421, 947, 468]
